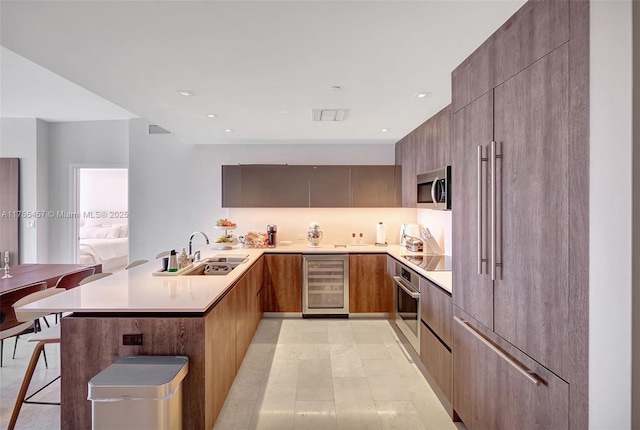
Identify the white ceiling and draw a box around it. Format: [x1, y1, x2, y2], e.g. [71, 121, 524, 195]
[0, 1, 525, 145]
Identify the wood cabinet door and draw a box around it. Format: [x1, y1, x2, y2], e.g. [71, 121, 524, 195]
[453, 310, 569, 430]
[250, 256, 264, 332]
[386, 256, 396, 319]
[493, 45, 569, 378]
[241, 165, 309, 207]
[451, 91, 494, 330]
[233, 273, 251, 372]
[348, 254, 391, 313]
[419, 277, 452, 347]
[400, 134, 417, 207]
[263, 254, 302, 312]
[414, 117, 433, 175]
[420, 322, 452, 403]
[309, 165, 351, 207]
[0, 158, 19, 263]
[350, 166, 396, 207]
[434, 105, 452, 168]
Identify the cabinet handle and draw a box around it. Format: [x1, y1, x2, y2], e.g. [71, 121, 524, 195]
[454, 316, 540, 386]
[393, 276, 420, 299]
[431, 176, 439, 209]
[477, 145, 484, 275]
[490, 140, 502, 281]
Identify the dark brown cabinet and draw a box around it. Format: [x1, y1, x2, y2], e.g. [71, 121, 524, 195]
[350, 166, 397, 207]
[450, 0, 587, 428]
[0, 158, 19, 264]
[262, 254, 302, 312]
[309, 166, 350, 207]
[397, 133, 416, 207]
[453, 309, 569, 430]
[222, 165, 400, 208]
[415, 105, 452, 176]
[348, 254, 393, 314]
[419, 276, 453, 405]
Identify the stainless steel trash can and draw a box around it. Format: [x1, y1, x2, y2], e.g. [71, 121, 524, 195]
[88, 356, 189, 430]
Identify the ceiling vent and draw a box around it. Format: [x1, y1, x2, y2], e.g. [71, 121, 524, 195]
[311, 109, 348, 121]
[148, 125, 171, 134]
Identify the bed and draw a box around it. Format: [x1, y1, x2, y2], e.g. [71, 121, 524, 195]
[78, 224, 128, 272]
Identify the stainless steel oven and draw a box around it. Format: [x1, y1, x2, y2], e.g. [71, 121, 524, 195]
[394, 261, 420, 352]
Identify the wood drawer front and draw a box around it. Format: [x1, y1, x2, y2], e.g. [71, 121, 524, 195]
[419, 276, 452, 347]
[453, 311, 569, 430]
[420, 322, 452, 403]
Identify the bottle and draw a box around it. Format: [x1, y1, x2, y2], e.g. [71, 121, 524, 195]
[178, 247, 190, 269]
[168, 249, 178, 272]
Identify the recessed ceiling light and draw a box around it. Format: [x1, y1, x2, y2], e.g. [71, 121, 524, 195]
[381, 128, 389, 133]
[207, 114, 217, 118]
[330, 86, 342, 91]
[415, 92, 431, 98]
[177, 90, 194, 96]
[225, 129, 233, 133]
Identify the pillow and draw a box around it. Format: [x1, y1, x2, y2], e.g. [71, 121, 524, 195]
[79, 225, 122, 239]
[118, 224, 128, 238]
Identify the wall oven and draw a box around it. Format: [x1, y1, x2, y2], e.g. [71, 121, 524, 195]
[394, 261, 420, 352]
[417, 166, 451, 210]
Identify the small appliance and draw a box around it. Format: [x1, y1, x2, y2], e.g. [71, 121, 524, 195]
[399, 224, 421, 246]
[307, 221, 323, 248]
[267, 225, 277, 248]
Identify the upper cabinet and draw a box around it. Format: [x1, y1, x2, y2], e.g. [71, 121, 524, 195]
[350, 165, 397, 208]
[395, 104, 452, 208]
[451, 0, 569, 113]
[222, 165, 401, 208]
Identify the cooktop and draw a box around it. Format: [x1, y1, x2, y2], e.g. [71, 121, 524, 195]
[402, 254, 452, 271]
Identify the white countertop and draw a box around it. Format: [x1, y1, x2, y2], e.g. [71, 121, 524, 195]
[17, 244, 451, 315]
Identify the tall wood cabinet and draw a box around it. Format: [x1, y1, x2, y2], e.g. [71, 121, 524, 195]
[0, 158, 19, 264]
[451, 0, 588, 428]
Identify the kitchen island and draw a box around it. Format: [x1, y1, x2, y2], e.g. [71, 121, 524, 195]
[18, 244, 450, 429]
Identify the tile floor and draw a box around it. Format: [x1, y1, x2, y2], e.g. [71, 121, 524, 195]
[0, 318, 460, 430]
[214, 318, 460, 430]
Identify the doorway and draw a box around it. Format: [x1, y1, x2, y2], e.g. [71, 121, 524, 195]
[75, 168, 128, 272]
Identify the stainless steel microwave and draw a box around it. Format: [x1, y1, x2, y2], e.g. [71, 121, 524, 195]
[417, 166, 451, 210]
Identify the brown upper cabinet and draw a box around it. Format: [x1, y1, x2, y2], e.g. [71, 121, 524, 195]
[222, 165, 401, 208]
[309, 165, 351, 207]
[350, 165, 397, 207]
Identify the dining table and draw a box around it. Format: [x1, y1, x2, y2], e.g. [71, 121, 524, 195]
[0, 263, 102, 294]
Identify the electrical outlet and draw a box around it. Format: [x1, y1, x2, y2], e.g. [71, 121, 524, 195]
[123, 333, 143, 345]
[297, 233, 306, 240]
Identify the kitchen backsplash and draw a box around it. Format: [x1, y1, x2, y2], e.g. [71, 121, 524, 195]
[227, 208, 417, 246]
[416, 208, 452, 255]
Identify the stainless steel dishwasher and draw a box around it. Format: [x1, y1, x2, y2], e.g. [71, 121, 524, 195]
[302, 254, 349, 316]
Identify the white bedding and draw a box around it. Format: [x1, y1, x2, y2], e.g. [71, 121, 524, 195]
[79, 237, 128, 262]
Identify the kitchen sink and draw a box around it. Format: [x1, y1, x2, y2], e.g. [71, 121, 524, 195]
[180, 254, 249, 276]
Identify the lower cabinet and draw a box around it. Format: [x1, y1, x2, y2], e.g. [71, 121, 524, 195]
[418, 275, 453, 406]
[453, 307, 569, 430]
[263, 254, 302, 312]
[349, 254, 393, 314]
[420, 322, 452, 403]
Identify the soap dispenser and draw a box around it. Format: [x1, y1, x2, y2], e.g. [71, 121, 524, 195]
[178, 248, 190, 269]
[168, 249, 178, 272]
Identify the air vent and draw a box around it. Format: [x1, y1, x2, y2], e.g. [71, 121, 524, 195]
[311, 109, 348, 121]
[148, 125, 171, 134]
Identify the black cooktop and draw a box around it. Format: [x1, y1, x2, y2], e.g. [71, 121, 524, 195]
[402, 254, 452, 271]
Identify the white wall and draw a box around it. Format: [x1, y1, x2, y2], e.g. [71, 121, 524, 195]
[0, 118, 49, 263]
[128, 117, 400, 260]
[78, 168, 128, 220]
[590, 1, 633, 428]
[47, 120, 129, 263]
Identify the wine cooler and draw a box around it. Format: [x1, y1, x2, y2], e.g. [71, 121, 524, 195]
[302, 254, 349, 316]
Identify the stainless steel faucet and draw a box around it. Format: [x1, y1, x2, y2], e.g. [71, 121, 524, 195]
[189, 231, 210, 262]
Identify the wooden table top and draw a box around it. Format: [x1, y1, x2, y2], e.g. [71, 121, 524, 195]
[0, 263, 102, 294]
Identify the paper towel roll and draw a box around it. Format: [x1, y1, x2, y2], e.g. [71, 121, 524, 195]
[376, 222, 386, 244]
